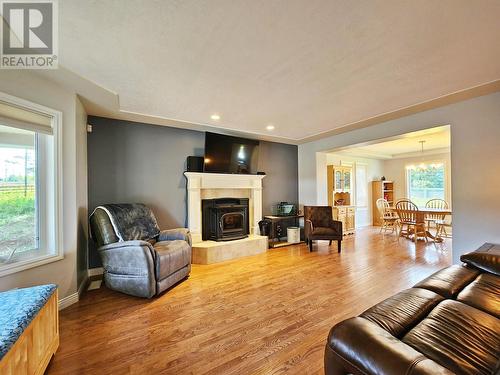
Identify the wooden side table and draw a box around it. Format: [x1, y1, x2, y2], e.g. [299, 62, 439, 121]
[263, 215, 304, 248]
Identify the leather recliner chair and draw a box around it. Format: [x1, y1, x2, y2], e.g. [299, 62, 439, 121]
[90, 203, 192, 298]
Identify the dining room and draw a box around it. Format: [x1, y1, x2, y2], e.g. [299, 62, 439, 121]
[323, 125, 452, 247]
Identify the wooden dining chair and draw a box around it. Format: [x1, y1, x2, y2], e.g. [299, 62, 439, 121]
[395, 200, 428, 242]
[376, 198, 398, 234]
[425, 199, 450, 238]
[438, 218, 452, 238]
[395, 198, 412, 205]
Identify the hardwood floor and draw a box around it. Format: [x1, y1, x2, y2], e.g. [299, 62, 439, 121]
[46, 227, 451, 375]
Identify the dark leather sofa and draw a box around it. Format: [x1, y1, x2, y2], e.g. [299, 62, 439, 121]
[325, 243, 500, 375]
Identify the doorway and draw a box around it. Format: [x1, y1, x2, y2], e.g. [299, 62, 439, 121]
[321, 125, 452, 245]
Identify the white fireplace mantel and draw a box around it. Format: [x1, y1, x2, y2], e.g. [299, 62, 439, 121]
[184, 172, 265, 243]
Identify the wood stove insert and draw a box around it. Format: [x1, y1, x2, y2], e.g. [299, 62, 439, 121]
[202, 198, 249, 241]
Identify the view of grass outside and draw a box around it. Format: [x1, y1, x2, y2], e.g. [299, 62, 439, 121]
[407, 164, 445, 207]
[0, 143, 37, 262]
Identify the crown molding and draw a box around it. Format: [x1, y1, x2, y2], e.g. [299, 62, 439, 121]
[298, 80, 500, 144]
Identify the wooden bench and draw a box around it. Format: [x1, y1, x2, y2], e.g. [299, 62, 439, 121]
[0, 285, 59, 375]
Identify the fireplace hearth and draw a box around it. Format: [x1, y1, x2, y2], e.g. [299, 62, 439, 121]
[202, 198, 249, 241]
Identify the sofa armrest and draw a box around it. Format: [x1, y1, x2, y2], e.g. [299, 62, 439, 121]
[158, 228, 192, 246]
[330, 219, 343, 236]
[305, 219, 313, 238]
[99, 240, 156, 276]
[325, 317, 453, 375]
[460, 243, 500, 276]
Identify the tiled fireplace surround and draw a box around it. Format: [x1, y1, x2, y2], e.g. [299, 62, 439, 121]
[184, 172, 266, 243]
[184, 172, 268, 263]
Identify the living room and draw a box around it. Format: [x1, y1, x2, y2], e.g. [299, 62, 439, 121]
[0, 2, 499, 375]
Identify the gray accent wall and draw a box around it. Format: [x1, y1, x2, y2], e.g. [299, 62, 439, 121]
[87, 116, 298, 268]
[258, 140, 298, 216]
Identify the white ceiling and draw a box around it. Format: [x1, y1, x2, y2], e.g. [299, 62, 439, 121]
[58, 0, 500, 143]
[332, 125, 450, 159]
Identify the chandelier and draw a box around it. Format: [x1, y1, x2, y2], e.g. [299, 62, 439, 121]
[406, 141, 443, 171]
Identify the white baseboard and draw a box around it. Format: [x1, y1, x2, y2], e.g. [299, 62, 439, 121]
[59, 292, 79, 310]
[58, 274, 91, 310]
[88, 267, 103, 277]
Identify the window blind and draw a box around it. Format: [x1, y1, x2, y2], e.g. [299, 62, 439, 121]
[0, 100, 53, 135]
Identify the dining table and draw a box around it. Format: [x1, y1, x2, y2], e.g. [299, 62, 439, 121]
[388, 206, 452, 242]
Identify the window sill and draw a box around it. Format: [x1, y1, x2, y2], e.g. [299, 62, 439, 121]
[0, 252, 64, 278]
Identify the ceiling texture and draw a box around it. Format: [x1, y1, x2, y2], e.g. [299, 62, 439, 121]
[57, 0, 500, 143]
[332, 126, 450, 159]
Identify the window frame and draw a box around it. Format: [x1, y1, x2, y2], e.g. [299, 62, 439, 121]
[405, 159, 449, 207]
[0, 91, 63, 277]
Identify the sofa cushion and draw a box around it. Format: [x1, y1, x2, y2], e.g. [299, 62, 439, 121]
[0, 284, 57, 359]
[154, 240, 191, 281]
[403, 300, 500, 375]
[457, 273, 500, 318]
[360, 288, 444, 338]
[413, 265, 480, 299]
[326, 317, 454, 375]
[460, 243, 500, 276]
[311, 227, 338, 236]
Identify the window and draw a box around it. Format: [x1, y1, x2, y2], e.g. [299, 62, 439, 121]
[0, 127, 38, 258]
[355, 163, 368, 207]
[0, 93, 62, 276]
[406, 162, 446, 206]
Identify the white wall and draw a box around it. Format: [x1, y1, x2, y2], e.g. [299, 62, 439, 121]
[298, 92, 500, 263]
[325, 154, 384, 227]
[383, 152, 451, 204]
[0, 70, 87, 300]
[75, 97, 88, 292]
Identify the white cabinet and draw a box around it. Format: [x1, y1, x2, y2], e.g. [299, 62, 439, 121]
[332, 206, 355, 235]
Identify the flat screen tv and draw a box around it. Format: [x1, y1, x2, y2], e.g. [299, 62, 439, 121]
[204, 132, 260, 174]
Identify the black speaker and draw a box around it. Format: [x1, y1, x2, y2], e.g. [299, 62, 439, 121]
[186, 156, 204, 172]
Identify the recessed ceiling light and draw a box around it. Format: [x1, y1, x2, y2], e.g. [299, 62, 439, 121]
[211, 114, 220, 121]
[266, 124, 275, 131]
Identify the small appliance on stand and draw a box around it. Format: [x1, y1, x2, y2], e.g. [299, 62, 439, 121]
[262, 202, 304, 248]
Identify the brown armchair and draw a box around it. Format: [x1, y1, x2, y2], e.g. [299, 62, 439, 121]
[304, 206, 342, 253]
